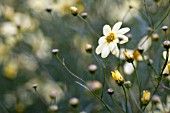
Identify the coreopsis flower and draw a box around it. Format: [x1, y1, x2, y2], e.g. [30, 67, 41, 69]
[141, 90, 151, 105]
[111, 70, 124, 86]
[96, 22, 130, 58]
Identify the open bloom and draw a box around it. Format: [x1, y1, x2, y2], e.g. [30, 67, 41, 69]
[111, 70, 124, 86]
[96, 22, 130, 58]
[141, 90, 151, 105]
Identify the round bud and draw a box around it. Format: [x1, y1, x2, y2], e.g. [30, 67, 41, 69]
[46, 5, 52, 13]
[147, 27, 153, 33]
[163, 40, 170, 49]
[70, 6, 78, 16]
[151, 33, 159, 41]
[88, 64, 97, 74]
[137, 46, 144, 54]
[85, 44, 92, 53]
[52, 49, 59, 55]
[49, 90, 57, 99]
[124, 81, 132, 88]
[152, 95, 160, 105]
[162, 26, 168, 32]
[69, 97, 79, 107]
[49, 105, 58, 112]
[126, 33, 132, 40]
[107, 88, 114, 95]
[80, 12, 88, 19]
[32, 84, 38, 90]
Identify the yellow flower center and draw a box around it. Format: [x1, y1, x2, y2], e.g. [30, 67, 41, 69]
[105, 33, 116, 43]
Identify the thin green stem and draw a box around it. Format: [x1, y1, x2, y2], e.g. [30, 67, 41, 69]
[34, 89, 48, 107]
[131, 62, 142, 108]
[129, 89, 143, 113]
[122, 85, 128, 113]
[142, 48, 169, 111]
[101, 65, 106, 99]
[55, 55, 112, 113]
[110, 95, 125, 113]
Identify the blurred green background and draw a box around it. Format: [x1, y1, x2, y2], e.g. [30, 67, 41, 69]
[0, 0, 169, 113]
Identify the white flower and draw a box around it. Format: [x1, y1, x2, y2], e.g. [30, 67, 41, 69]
[95, 22, 130, 58]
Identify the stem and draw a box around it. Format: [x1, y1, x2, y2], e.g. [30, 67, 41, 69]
[34, 89, 48, 107]
[55, 55, 112, 113]
[110, 95, 125, 113]
[101, 65, 106, 99]
[122, 85, 128, 113]
[142, 48, 169, 111]
[131, 62, 142, 108]
[129, 89, 143, 113]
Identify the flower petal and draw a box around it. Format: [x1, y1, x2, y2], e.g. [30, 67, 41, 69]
[117, 34, 128, 44]
[103, 25, 111, 36]
[162, 50, 170, 61]
[116, 27, 130, 35]
[109, 42, 116, 51]
[138, 35, 152, 52]
[101, 46, 110, 58]
[111, 46, 119, 56]
[124, 61, 136, 75]
[98, 36, 106, 44]
[112, 22, 122, 32]
[95, 43, 106, 55]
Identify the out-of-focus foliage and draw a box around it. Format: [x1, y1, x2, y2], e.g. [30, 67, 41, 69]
[0, 0, 169, 113]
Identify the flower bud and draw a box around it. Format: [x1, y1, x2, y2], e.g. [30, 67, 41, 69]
[124, 81, 132, 88]
[80, 12, 88, 19]
[123, 51, 134, 63]
[126, 33, 132, 40]
[107, 88, 114, 95]
[52, 49, 59, 55]
[111, 70, 124, 86]
[87, 81, 101, 93]
[69, 97, 79, 107]
[32, 84, 38, 90]
[70, 6, 78, 16]
[152, 95, 160, 105]
[163, 40, 170, 49]
[85, 44, 92, 53]
[88, 64, 97, 74]
[147, 27, 153, 33]
[49, 90, 57, 99]
[49, 105, 58, 112]
[137, 46, 144, 54]
[46, 5, 52, 13]
[141, 90, 151, 105]
[162, 26, 168, 32]
[151, 33, 159, 41]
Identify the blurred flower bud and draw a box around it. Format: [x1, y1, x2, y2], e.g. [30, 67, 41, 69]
[111, 70, 124, 86]
[87, 81, 101, 93]
[49, 90, 57, 99]
[162, 26, 168, 32]
[151, 33, 159, 41]
[163, 40, 170, 49]
[80, 12, 88, 19]
[154, 0, 160, 2]
[152, 95, 161, 105]
[52, 49, 59, 55]
[126, 33, 132, 40]
[70, 6, 78, 16]
[124, 81, 132, 88]
[137, 46, 144, 54]
[69, 97, 79, 108]
[141, 90, 151, 105]
[107, 88, 114, 95]
[147, 59, 153, 65]
[129, 5, 133, 9]
[46, 5, 52, 13]
[147, 27, 153, 33]
[49, 105, 58, 112]
[85, 44, 92, 53]
[123, 51, 134, 63]
[32, 84, 38, 90]
[88, 64, 97, 74]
